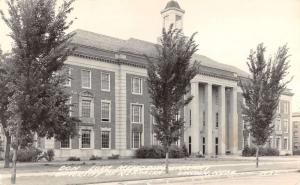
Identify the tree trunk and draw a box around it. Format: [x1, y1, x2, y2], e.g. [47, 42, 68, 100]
[4, 134, 11, 168]
[256, 145, 259, 168]
[165, 150, 169, 174]
[11, 146, 17, 184]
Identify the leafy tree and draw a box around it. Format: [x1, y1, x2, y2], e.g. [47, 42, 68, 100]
[240, 43, 291, 168]
[147, 25, 198, 174]
[0, 54, 14, 168]
[0, 0, 79, 183]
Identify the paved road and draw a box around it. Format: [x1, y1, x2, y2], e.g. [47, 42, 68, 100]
[97, 171, 300, 185]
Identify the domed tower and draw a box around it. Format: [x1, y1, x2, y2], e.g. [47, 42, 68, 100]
[161, 0, 185, 31]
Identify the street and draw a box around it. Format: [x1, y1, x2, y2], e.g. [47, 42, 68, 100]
[97, 171, 300, 185]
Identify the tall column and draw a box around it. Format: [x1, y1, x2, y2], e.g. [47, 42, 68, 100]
[219, 85, 226, 155]
[205, 83, 213, 156]
[231, 87, 238, 153]
[191, 82, 200, 153]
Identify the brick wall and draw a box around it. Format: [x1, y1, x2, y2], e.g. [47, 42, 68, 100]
[59, 64, 116, 149]
[126, 73, 151, 149]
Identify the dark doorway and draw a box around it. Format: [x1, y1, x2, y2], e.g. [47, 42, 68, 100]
[215, 137, 219, 155]
[188, 136, 191, 155]
[202, 137, 206, 155]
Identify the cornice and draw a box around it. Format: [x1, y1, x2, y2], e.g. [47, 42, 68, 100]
[71, 43, 239, 81]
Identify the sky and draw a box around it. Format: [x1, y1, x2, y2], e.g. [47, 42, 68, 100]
[0, 0, 300, 112]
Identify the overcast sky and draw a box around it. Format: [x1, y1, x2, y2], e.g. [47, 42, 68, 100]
[0, 0, 299, 112]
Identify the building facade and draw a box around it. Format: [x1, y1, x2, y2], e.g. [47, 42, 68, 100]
[293, 112, 300, 151]
[0, 0, 294, 158]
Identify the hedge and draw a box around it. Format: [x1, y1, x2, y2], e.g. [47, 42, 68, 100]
[293, 149, 300, 155]
[242, 146, 279, 156]
[136, 145, 187, 158]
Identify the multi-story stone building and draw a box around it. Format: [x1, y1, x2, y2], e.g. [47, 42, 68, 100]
[0, 0, 294, 158]
[293, 112, 300, 150]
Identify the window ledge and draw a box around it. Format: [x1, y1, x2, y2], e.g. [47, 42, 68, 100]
[80, 117, 95, 124]
[82, 86, 92, 90]
[132, 92, 142, 95]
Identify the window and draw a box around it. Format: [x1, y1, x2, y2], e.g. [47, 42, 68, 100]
[175, 111, 180, 121]
[175, 15, 182, 28]
[283, 138, 288, 150]
[283, 102, 289, 114]
[68, 96, 72, 117]
[152, 133, 159, 145]
[283, 119, 288, 133]
[268, 137, 273, 148]
[175, 138, 180, 147]
[132, 104, 143, 123]
[216, 113, 219, 128]
[164, 15, 169, 27]
[61, 137, 71, 149]
[63, 68, 71, 87]
[132, 132, 141, 149]
[151, 113, 159, 145]
[81, 100, 91, 118]
[203, 111, 206, 127]
[132, 77, 142, 94]
[101, 101, 111, 122]
[101, 131, 110, 149]
[81, 70, 91, 89]
[101, 72, 110, 91]
[276, 104, 280, 113]
[81, 129, 91, 148]
[275, 138, 280, 149]
[150, 114, 157, 126]
[175, 15, 182, 21]
[275, 119, 281, 131]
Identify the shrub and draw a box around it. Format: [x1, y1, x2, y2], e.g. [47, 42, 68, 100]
[242, 146, 256, 157]
[169, 145, 185, 158]
[195, 151, 204, 158]
[181, 144, 189, 157]
[39, 149, 55, 162]
[293, 149, 300, 155]
[136, 145, 186, 158]
[242, 146, 279, 156]
[67, 156, 80, 161]
[89, 155, 102, 160]
[47, 149, 55, 161]
[108, 154, 119, 160]
[13, 146, 43, 162]
[259, 147, 279, 156]
[136, 145, 165, 159]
